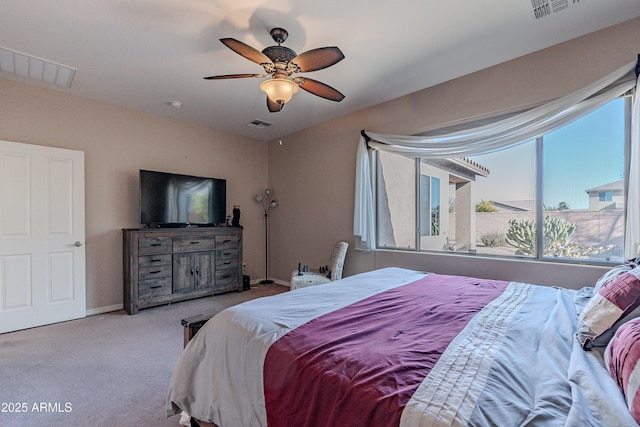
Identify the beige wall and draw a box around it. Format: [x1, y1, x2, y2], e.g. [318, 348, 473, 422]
[1, 18, 638, 313]
[0, 80, 268, 312]
[267, 17, 640, 289]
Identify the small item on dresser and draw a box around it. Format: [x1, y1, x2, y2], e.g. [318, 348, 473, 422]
[298, 262, 302, 275]
[231, 205, 241, 227]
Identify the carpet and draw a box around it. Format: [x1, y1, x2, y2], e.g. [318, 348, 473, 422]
[0, 283, 287, 427]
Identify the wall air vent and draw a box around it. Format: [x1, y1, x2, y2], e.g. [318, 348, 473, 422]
[0, 46, 76, 88]
[531, 0, 580, 19]
[247, 119, 273, 129]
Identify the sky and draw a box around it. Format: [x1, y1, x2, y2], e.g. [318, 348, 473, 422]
[469, 98, 625, 210]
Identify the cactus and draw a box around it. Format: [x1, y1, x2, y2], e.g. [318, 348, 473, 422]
[505, 216, 575, 256]
[505, 218, 536, 255]
[543, 216, 575, 249]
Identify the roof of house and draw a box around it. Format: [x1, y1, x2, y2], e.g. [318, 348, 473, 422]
[423, 157, 490, 184]
[585, 179, 624, 193]
[490, 200, 535, 211]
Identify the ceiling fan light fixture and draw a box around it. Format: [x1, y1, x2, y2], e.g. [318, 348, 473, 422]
[208, 28, 344, 112]
[260, 78, 299, 104]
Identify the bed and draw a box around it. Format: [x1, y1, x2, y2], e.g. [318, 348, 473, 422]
[166, 266, 640, 426]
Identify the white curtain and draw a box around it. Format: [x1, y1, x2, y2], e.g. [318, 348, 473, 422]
[353, 135, 376, 251]
[625, 72, 640, 259]
[355, 59, 638, 252]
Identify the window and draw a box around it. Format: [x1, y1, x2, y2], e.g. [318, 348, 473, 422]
[599, 192, 613, 202]
[419, 175, 440, 237]
[377, 155, 448, 250]
[375, 97, 629, 263]
[377, 151, 416, 249]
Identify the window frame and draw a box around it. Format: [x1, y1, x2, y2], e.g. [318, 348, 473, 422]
[373, 95, 632, 265]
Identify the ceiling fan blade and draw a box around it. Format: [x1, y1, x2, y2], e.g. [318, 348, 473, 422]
[203, 73, 263, 80]
[267, 96, 283, 112]
[296, 77, 345, 102]
[220, 38, 273, 66]
[289, 47, 345, 73]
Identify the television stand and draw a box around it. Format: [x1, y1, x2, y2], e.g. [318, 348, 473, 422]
[122, 227, 243, 314]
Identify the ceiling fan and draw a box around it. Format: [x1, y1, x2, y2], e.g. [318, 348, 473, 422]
[204, 27, 345, 113]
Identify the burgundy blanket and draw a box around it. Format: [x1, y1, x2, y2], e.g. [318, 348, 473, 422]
[263, 273, 508, 427]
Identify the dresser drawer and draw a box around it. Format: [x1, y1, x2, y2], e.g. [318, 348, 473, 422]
[138, 236, 172, 255]
[215, 233, 239, 249]
[138, 254, 172, 267]
[215, 268, 239, 285]
[173, 235, 215, 252]
[138, 277, 172, 299]
[215, 253, 239, 269]
[216, 247, 238, 259]
[139, 264, 172, 281]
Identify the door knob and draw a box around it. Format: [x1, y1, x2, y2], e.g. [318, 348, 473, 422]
[74, 241, 84, 247]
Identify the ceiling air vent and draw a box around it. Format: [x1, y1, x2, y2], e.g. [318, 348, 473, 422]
[247, 119, 273, 129]
[531, 0, 579, 19]
[0, 46, 76, 88]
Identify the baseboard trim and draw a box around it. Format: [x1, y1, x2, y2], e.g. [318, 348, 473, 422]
[86, 281, 291, 315]
[251, 279, 290, 288]
[86, 304, 123, 316]
[272, 279, 290, 287]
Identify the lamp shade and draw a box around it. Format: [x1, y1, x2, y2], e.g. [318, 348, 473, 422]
[260, 78, 299, 104]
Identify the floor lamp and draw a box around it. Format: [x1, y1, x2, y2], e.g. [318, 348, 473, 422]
[255, 189, 278, 284]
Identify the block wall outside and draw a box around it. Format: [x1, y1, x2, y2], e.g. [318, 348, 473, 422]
[447, 210, 624, 252]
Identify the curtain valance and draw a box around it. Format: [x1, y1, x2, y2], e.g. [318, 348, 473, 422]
[355, 59, 639, 254]
[363, 60, 637, 159]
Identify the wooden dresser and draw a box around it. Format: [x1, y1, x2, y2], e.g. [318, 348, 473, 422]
[122, 227, 243, 314]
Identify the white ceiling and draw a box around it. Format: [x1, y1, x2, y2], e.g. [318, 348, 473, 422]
[1, 1, 638, 141]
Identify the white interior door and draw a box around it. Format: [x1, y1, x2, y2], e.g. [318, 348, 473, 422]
[0, 140, 85, 334]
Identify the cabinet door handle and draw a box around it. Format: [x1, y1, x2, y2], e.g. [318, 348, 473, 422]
[150, 243, 162, 247]
[223, 239, 231, 243]
[190, 241, 200, 245]
[222, 274, 231, 279]
[190, 267, 194, 276]
[150, 285, 161, 289]
[149, 270, 161, 274]
[150, 259, 162, 262]
[223, 261, 231, 265]
[196, 267, 200, 275]
[223, 252, 231, 256]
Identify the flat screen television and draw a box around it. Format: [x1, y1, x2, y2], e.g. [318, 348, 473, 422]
[139, 169, 227, 227]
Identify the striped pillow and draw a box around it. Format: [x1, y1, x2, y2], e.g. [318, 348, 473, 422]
[605, 318, 640, 423]
[595, 262, 637, 293]
[578, 270, 640, 349]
